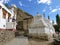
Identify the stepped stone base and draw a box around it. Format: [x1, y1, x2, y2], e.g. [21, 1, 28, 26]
[0, 30, 15, 45]
[29, 33, 53, 41]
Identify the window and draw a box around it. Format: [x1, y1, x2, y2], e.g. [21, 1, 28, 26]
[0, 6, 2, 9]
[12, 16, 15, 22]
[3, 25, 5, 27]
[2, 8, 7, 19]
[8, 13, 11, 22]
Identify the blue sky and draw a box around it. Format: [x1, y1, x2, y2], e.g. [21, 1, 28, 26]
[0, 0, 60, 24]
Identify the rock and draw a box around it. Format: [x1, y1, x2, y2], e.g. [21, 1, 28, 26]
[0, 30, 15, 45]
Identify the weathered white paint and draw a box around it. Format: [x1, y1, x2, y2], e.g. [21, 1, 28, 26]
[0, 3, 12, 14]
[0, 3, 16, 30]
[29, 14, 55, 39]
[0, 8, 6, 29]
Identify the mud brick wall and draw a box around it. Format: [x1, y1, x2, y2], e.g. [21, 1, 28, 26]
[0, 30, 15, 45]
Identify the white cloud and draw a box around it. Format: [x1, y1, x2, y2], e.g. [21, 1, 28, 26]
[28, 0, 32, 2]
[42, 9, 46, 12]
[37, 0, 51, 5]
[0, 0, 9, 3]
[51, 9, 58, 12]
[19, 1, 23, 6]
[58, 8, 60, 10]
[49, 8, 60, 14]
[4, 0, 9, 3]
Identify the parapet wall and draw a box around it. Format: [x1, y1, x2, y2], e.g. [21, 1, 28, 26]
[0, 30, 15, 45]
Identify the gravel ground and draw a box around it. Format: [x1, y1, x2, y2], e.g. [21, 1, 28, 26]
[4, 36, 54, 45]
[5, 36, 29, 45]
[28, 38, 54, 45]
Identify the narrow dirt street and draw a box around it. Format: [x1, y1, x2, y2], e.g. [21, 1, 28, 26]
[28, 39, 54, 45]
[5, 36, 29, 45]
[4, 36, 54, 45]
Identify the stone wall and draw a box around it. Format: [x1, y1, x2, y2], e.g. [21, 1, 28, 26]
[0, 30, 15, 45]
[16, 8, 33, 36]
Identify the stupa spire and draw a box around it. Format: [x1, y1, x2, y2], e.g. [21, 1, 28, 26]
[48, 15, 50, 20]
[43, 13, 45, 18]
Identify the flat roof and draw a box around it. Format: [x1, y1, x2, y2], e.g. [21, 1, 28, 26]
[0, 3, 12, 15]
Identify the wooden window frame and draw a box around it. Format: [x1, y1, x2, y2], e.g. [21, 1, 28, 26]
[8, 13, 11, 22]
[2, 8, 7, 19]
[0, 6, 2, 9]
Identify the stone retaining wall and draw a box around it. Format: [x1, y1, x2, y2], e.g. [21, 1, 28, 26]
[0, 30, 15, 45]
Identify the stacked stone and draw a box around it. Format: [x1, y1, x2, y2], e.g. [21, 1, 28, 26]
[0, 30, 5, 45]
[0, 30, 15, 45]
[4, 30, 15, 43]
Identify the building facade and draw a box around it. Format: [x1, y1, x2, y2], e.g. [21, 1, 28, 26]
[0, 3, 16, 31]
[16, 8, 33, 35]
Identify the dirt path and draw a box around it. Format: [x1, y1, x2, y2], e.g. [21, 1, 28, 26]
[4, 36, 54, 45]
[5, 36, 29, 45]
[28, 39, 54, 45]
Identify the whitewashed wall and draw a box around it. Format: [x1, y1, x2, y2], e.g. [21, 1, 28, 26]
[29, 27, 45, 34]
[0, 8, 6, 29]
[0, 8, 2, 28]
[45, 27, 55, 35]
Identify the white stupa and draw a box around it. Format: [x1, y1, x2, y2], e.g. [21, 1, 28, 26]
[28, 13, 55, 40]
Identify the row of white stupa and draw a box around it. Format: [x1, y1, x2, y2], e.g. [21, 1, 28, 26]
[0, 3, 16, 31]
[29, 13, 55, 40]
